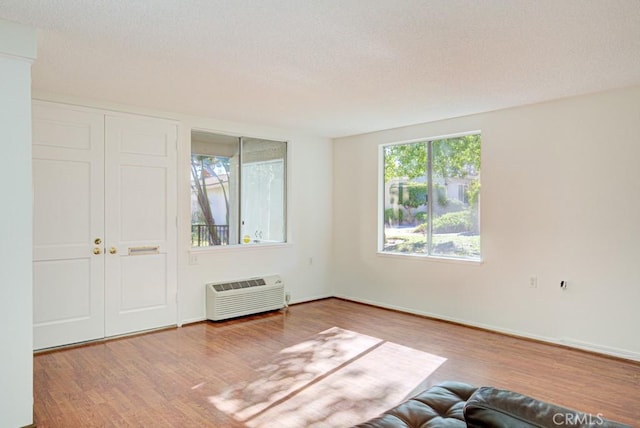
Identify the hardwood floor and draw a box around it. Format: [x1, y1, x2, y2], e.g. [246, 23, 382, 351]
[34, 298, 640, 427]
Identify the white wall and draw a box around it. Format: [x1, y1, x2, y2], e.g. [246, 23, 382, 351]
[0, 19, 36, 428]
[333, 85, 640, 361]
[32, 91, 334, 326]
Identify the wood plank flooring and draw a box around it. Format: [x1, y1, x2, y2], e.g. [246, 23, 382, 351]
[34, 298, 640, 427]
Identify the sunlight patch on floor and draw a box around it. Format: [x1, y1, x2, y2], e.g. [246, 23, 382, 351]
[208, 327, 447, 427]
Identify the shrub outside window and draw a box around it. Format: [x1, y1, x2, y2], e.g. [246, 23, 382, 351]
[382, 133, 481, 260]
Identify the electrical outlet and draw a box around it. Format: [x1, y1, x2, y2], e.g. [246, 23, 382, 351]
[189, 253, 198, 265]
[529, 276, 538, 288]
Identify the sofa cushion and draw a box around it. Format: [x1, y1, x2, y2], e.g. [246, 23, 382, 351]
[464, 386, 630, 428]
[352, 381, 477, 427]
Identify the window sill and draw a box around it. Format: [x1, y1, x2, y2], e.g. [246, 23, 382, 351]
[376, 251, 483, 266]
[190, 242, 292, 255]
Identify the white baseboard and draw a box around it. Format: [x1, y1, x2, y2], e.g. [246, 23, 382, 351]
[290, 293, 333, 305]
[335, 294, 640, 362]
[180, 316, 207, 326]
[557, 338, 640, 362]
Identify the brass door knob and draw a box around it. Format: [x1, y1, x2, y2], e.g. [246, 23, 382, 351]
[93, 247, 102, 255]
[94, 238, 102, 245]
[109, 247, 117, 255]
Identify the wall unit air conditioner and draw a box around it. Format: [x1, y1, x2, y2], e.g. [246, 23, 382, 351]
[206, 274, 285, 321]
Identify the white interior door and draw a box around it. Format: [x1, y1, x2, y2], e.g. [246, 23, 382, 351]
[104, 114, 178, 337]
[32, 102, 105, 350]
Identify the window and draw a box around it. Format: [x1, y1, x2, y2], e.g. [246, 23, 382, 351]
[191, 130, 286, 247]
[457, 184, 469, 204]
[381, 133, 480, 260]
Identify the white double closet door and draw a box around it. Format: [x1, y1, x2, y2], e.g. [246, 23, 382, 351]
[32, 101, 178, 350]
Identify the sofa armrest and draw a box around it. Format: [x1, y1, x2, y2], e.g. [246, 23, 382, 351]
[464, 387, 629, 428]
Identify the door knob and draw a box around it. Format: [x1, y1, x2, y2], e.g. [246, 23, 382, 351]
[94, 238, 102, 245]
[93, 247, 102, 255]
[109, 247, 117, 255]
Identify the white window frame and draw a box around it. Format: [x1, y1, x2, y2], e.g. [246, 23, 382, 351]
[189, 129, 290, 251]
[378, 131, 481, 262]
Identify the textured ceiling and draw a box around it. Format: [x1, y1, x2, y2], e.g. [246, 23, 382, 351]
[1, 0, 640, 137]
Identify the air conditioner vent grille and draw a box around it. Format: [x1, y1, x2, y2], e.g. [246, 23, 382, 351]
[211, 278, 266, 292]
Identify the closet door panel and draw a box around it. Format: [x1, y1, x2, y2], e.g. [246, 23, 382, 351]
[32, 101, 105, 350]
[104, 114, 178, 337]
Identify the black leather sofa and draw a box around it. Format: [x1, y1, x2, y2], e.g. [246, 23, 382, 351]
[353, 381, 629, 427]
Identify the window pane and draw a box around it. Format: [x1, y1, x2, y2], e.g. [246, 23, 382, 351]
[383, 142, 427, 254]
[190, 131, 239, 247]
[431, 135, 481, 259]
[240, 138, 286, 244]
